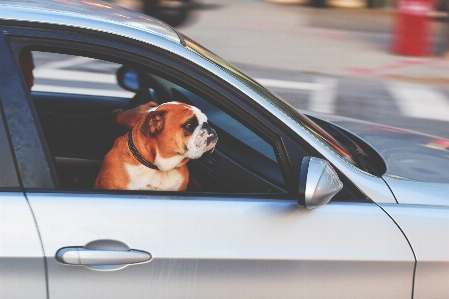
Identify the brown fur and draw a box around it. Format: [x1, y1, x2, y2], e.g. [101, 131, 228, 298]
[94, 103, 207, 191]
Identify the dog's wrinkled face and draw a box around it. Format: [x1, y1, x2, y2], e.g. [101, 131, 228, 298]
[141, 102, 217, 160]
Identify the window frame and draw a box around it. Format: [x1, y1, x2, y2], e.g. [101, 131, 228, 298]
[0, 99, 21, 190]
[6, 29, 301, 196]
[0, 31, 58, 190]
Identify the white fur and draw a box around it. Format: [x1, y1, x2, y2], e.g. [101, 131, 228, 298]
[125, 163, 184, 191]
[186, 126, 208, 159]
[154, 153, 186, 172]
[147, 101, 185, 112]
[164, 101, 184, 105]
[185, 106, 211, 159]
[190, 106, 208, 124]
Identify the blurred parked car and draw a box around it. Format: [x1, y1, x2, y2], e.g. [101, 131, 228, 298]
[141, 0, 192, 26]
[0, 1, 448, 299]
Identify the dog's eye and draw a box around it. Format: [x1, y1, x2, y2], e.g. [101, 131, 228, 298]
[183, 120, 197, 133]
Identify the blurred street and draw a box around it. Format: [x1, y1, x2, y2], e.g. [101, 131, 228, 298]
[178, 0, 449, 81]
[37, 0, 449, 138]
[177, 0, 449, 137]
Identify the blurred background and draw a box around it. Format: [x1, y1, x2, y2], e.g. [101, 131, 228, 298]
[170, 0, 449, 138]
[45, 0, 449, 138]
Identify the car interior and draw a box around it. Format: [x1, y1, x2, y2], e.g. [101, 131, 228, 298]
[29, 51, 288, 194]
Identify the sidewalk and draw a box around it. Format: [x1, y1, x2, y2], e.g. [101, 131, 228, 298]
[177, 0, 449, 86]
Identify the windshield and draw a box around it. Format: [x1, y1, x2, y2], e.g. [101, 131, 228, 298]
[183, 35, 356, 165]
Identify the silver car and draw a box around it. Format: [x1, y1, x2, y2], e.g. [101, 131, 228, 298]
[0, 1, 447, 298]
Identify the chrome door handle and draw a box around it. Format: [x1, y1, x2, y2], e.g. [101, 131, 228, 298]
[56, 247, 151, 265]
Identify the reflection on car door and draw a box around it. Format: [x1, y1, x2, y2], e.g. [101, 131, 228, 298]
[0, 194, 47, 299]
[27, 193, 415, 299]
[380, 203, 449, 299]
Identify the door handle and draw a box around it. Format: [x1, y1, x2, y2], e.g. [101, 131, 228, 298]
[56, 247, 151, 265]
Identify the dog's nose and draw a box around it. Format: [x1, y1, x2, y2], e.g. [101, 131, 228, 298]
[201, 122, 210, 132]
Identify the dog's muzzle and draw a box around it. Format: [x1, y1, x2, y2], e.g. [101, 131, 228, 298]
[202, 122, 218, 152]
[187, 122, 218, 159]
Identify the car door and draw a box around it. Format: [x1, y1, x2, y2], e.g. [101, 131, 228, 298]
[379, 200, 449, 299]
[0, 33, 47, 299]
[7, 33, 416, 299]
[26, 194, 415, 299]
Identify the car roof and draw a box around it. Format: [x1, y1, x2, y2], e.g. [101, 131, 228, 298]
[0, 0, 182, 45]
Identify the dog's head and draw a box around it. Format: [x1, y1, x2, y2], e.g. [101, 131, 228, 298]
[140, 102, 217, 161]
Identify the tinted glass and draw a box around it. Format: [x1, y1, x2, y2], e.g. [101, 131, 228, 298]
[183, 35, 356, 165]
[0, 102, 20, 188]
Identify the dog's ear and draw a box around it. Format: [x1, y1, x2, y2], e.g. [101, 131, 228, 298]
[141, 109, 166, 136]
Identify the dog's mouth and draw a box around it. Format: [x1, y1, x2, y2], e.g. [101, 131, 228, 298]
[199, 121, 217, 151]
[205, 128, 218, 153]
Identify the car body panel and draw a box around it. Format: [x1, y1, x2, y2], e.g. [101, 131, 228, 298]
[380, 203, 449, 299]
[383, 177, 449, 206]
[306, 112, 449, 206]
[28, 193, 414, 299]
[0, 193, 47, 299]
[312, 113, 449, 184]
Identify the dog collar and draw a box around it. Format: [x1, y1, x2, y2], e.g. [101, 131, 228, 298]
[127, 130, 159, 170]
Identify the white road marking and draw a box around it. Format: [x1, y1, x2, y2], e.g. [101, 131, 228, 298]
[308, 77, 337, 114]
[256, 77, 337, 113]
[386, 82, 449, 121]
[33, 84, 134, 98]
[34, 69, 116, 84]
[255, 78, 323, 91]
[37, 56, 95, 69]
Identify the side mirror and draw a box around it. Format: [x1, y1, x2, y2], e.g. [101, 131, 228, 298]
[298, 157, 343, 209]
[117, 66, 141, 92]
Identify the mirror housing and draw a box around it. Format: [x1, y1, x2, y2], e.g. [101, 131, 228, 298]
[117, 66, 141, 92]
[298, 157, 343, 209]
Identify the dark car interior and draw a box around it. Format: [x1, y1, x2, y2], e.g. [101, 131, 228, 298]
[30, 52, 288, 194]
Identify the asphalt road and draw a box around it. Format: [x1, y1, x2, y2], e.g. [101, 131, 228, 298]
[236, 62, 449, 138]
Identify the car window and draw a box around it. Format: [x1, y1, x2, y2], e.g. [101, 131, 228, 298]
[33, 52, 134, 98]
[24, 50, 286, 193]
[184, 36, 356, 166]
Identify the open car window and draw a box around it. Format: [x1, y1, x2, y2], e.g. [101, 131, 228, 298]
[27, 50, 287, 194]
[33, 52, 134, 98]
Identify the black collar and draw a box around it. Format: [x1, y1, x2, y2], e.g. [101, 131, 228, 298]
[127, 130, 159, 170]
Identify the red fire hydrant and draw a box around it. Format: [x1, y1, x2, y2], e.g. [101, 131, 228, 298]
[392, 0, 434, 56]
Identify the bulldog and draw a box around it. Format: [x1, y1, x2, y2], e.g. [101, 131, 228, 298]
[94, 101, 217, 191]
